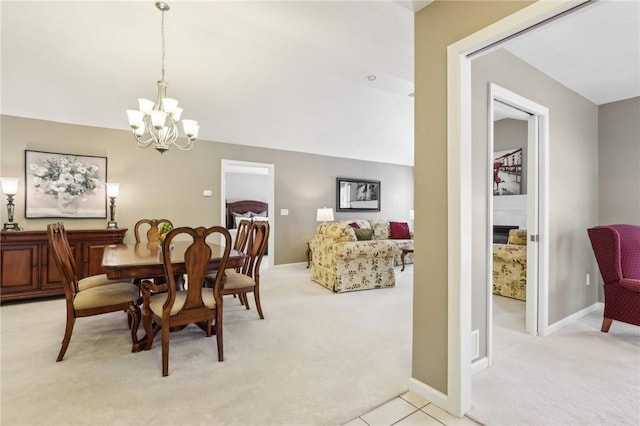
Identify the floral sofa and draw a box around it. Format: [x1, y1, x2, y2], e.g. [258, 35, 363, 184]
[308, 220, 413, 293]
[492, 229, 527, 300]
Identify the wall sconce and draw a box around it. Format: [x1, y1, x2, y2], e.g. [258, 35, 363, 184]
[316, 207, 334, 222]
[106, 183, 120, 229]
[0, 177, 21, 231]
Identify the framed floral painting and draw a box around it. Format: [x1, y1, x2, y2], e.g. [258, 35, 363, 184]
[25, 150, 107, 218]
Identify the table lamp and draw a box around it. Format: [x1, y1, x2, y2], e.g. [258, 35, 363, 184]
[1, 177, 21, 231]
[316, 207, 334, 222]
[106, 183, 120, 229]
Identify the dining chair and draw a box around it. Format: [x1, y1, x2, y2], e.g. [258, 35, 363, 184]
[134, 218, 174, 243]
[204, 221, 269, 319]
[234, 219, 252, 260]
[47, 222, 141, 362]
[140, 225, 232, 377]
[134, 218, 174, 284]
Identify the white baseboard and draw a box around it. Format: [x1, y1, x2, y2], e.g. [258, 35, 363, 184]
[471, 357, 489, 375]
[408, 377, 450, 413]
[543, 302, 603, 336]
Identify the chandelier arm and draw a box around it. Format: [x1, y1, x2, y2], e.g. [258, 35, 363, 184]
[164, 120, 179, 145]
[172, 138, 195, 150]
[134, 132, 157, 148]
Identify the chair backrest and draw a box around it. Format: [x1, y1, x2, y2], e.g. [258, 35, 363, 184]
[234, 219, 252, 252]
[134, 218, 173, 243]
[240, 221, 270, 279]
[588, 224, 640, 284]
[47, 222, 79, 298]
[161, 226, 232, 317]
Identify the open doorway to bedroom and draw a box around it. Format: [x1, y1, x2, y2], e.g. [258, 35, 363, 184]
[220, 159, 275, 267]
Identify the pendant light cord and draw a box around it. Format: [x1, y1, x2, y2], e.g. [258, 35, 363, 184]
[160, 9, 166, 82]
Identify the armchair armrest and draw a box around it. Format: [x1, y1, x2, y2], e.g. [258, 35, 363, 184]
[619, 278, 640, 293]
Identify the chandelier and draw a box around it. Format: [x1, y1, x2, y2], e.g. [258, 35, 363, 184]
[126, 2, 199, 154]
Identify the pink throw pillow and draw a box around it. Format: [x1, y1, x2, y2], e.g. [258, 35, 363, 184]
[348, 222, 360, 229]
[389, 221, 410, 239]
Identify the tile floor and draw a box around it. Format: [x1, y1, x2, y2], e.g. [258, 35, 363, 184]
[344, 391, 482, 426]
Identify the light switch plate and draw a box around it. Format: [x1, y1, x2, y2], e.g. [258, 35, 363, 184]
[280, 209, 289, 216]
[203, 190, 213, 197]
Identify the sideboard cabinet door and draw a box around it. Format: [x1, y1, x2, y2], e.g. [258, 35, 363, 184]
[0, 243, 39, 296]
[1, 229, 127, 302]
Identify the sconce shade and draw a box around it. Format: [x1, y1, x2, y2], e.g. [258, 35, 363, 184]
[106, 183, 120, 198]
[0, 177, 19, 195]
[316, 207, 334, 222]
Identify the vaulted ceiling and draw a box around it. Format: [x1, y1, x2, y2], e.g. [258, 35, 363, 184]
[1, 1, 638, 166]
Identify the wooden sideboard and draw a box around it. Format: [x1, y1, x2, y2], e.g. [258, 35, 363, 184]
[1, 228, 127, 303]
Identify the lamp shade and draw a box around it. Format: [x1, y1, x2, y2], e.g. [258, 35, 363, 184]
[316, 207, 334, 222]
[106, 183, 120, 198]
[0, 177, 19, 195]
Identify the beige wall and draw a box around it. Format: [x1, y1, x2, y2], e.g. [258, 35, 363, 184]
[414, 0, 531, 395]
[471, 48, 600, 357]
[0, 115, 413, 265]
[598, 97, 640, 225]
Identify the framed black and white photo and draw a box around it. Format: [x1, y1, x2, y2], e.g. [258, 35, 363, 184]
[336, 177, 381, 212]
[25, 150, 107, 218]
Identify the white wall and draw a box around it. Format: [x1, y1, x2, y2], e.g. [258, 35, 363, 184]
[226, 172, 270, 203]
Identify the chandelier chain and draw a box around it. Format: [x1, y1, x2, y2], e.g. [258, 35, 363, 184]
[160, 9, 166, 81]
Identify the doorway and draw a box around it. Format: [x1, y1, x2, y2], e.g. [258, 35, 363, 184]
[220, 159, 275, 263]
[486, 83, 550, 366]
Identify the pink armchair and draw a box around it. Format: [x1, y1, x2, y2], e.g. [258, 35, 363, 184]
[587, 224, 640, 332]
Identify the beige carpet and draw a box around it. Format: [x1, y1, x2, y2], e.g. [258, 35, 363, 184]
[469, 295, 640, 426]
[1, 264, 413, 426]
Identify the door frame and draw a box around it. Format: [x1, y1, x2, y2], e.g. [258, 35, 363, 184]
[486, 83, 550, 367]
[444, 0, 587, 416]
[220, 159, 275, 261]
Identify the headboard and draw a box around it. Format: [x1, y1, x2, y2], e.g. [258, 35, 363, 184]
[226, 200, 269, 229]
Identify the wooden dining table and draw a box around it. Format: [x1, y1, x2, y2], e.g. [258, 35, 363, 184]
[102, 241, 245, 282]
[101, 241, 245, 352]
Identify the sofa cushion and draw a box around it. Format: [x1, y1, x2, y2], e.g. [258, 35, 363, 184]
[348, 222, 360, 229]
[355, 228, 374, 241]
[508, 229, 527, 245]
[389, 221, 410, 239]
[340, 219, 372, 230]
[369, 220, 391, 240]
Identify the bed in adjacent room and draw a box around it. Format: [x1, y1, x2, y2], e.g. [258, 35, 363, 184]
[225, 200, 269, 251]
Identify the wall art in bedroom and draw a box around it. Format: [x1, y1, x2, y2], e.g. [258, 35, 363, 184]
[25, 150, 107, 218]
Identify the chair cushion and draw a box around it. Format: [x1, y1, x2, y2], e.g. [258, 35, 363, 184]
[224, 273, 256, 290]
[148, 290, 216, 316]
[78, 274, 129, 291]
[73, 282, 139, 310]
